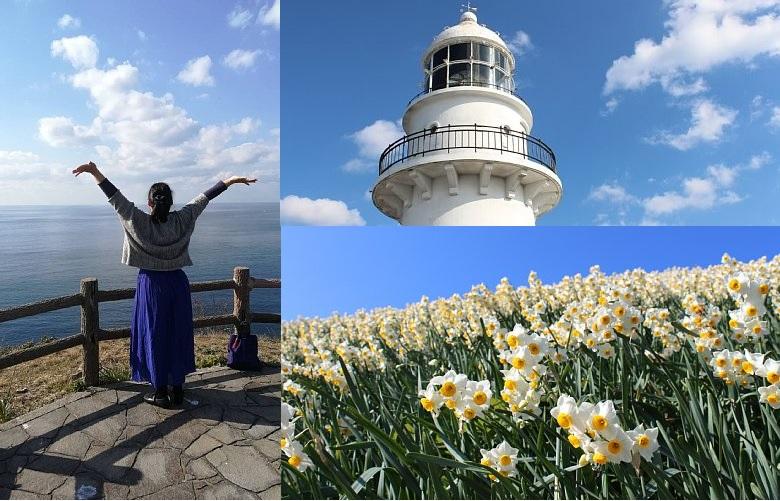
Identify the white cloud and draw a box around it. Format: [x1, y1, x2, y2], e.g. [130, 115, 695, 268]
[589, 154, 771, 221]
[660, 76, 708, 96]
[177, 55, 215, 87]
[350, 120, 403, 159]
[0, 150, 58, 181]
[51, 35, 98, 69]
[588, 183, 637, 204]
[605, 0, 780, 95]
[341, 158, 372, 173]
[508, 30, 533, 56]
[137, 30, 147, 42]
[601, 97, 620, 116]
[38, 116, 99, 147]
[647, 99, 737, 150]
[57, 14, 81, 30]
[258, 0, 280, 30]
[280, 195, 365, 226]
[227, 6, 254, 29]
[223, 49, 262, 70]
[770, 106, 780, 128]
[37, 48, 278, 184]
[340, 119, 403, 175]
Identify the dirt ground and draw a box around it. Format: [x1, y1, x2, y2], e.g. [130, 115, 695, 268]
[0, 331, 280, 423]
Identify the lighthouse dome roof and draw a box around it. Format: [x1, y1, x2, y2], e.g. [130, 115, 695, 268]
[426, 11, 511, 58]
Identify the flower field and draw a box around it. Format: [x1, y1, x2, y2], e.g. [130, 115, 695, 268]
[281, 254, 780, 499]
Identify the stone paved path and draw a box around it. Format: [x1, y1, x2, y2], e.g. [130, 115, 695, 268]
[0, 366, 280, 499]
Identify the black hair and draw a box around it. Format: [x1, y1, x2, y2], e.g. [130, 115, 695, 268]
[148, 182, 173, 224]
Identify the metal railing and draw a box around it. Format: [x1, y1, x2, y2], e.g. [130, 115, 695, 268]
[378, 124, 557, 175]
[407, 81, 528, 107]
[0, 266, 280, 385]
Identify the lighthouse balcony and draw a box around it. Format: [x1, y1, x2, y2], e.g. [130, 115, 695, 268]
[378, 124, 556, 176]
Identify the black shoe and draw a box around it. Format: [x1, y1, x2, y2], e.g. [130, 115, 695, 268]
[143, 391, 170, 408]
[171, 386, 184, 406]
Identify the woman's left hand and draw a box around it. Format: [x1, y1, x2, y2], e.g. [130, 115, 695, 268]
[224, 176, 257, 186]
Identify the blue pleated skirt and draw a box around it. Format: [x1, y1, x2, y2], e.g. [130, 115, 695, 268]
[130, 269, 195, 388]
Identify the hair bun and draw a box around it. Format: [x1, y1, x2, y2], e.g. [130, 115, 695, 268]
[152, 193, 171, 204]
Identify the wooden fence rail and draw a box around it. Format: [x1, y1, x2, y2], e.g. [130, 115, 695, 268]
[0, 266, 280, 385]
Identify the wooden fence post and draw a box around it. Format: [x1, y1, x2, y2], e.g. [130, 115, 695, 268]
[233, 267, 251, 336]
[81, 278, 100, 386]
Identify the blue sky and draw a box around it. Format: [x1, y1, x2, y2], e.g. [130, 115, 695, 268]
[282, 226, 780, 319]
[0, 0, 279, 205]
[281, 0, 780, 226]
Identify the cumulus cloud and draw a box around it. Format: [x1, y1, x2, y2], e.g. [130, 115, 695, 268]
[0, 150, 59, 181]
[605, 0, 780, 95]
[51, 36, 98, 69]
[589, 153, 771, 221]
[137, 30, 147, 42]
[223, 49, 262, 70]
[508, 30, 533, 56]
[770, 106, 780, 128]
[57, 14, 81, 30]
[177, 55, 215, 87]
[646, 99, 737, 150]
[38, 40, 278, 186]
[280, 195, 365, 226]
[258, 0, 281, 30]
[340, 119, 403, 174]
[588, 183, 637, 204]
[227, 6, 254, 29]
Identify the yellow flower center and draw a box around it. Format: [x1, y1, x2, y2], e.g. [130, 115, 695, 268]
[728, 278, 741, 292]
[567, 434, 580, 448]
[440, 381, 457, 397]
[759, 284, 769, 295]
[473, 391, 487, 406]
[481, 458, 492, 467]
[729, 319, 739, 329]
[511, 357, 525, 370]
[499, 454, 512, 466]
[746, 305, 758, 317]
[556, 412, 572, 429]
[767, 394, 779, 405]
[288, 455, 302, 468]
[591, 415, 608, 431]
[463, 408, 476, 420]
[528, 343, 540, 356]
[637, 435, 650, 448]
[421, 397, 434, 412]
[507, 335, 519, 348]
[445, 399, 457, 410]
[742, 361, 755, 374]
[752, 324, 763, 335]
[504, 380, 517, 391]
[768, 372, 779, 384]
[593, 452, 608, 465]
[715, 358, 727, 368]
[607, 440, 622, 454]
[600, 315, 611, 326]
[280, 438, 288, 449]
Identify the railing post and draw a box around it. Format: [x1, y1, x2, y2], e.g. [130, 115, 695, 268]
[80, 278, 100, 386]
[233, 267, 251, 336]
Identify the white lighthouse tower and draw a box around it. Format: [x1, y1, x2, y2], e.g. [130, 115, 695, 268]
[371, 8, 562, 226]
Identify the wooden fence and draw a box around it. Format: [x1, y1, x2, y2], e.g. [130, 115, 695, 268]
[0, 267, 280, 385]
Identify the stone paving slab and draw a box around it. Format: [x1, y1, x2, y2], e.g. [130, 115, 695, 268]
[0, 366, 281, 500]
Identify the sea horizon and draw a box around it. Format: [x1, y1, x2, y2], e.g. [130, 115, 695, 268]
[0, 203, 280, 347]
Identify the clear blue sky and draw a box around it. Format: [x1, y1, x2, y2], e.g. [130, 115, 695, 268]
[282, 226, 780, 319]
[281, 0, 780, 226]
[0, 0, 279, 205]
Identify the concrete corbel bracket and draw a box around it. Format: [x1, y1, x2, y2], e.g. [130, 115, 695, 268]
[523, 179, 549, 206]
[479, 163, 493, 195]
[443, 163, 459, 196]
[387, 182, 413, 209]
[409, 170, 433, 200]
[505, 170, 527, 200]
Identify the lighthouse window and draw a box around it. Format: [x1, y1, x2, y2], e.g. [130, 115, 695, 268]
[448, 63, 470, 86]
[474, 64, 492, 85]
[432, 47, 448, 67]
[476, 43, 492, 63]
[449, 43, 470, 61]
[431, 67, 447, 90]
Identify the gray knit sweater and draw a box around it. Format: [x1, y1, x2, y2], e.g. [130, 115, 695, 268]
[100, 179, 226, 271]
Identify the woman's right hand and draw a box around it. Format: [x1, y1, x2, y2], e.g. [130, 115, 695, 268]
[224, 176, 257, 186]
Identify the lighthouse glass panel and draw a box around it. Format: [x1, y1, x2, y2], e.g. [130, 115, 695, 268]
[423, 43, 515, 95]
[475, 43, 492, 63]
[432, 67, 447, 90]
[449, 43, 470, 61]
[448, 63, 470, 86]
[432, 47, 447, 67]
[474, 64, 491, 86]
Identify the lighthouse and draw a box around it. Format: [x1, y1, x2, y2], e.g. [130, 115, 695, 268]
[371, 9, 562, 226]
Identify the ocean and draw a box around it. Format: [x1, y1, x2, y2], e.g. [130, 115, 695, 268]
[0, 203, 280, 347]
